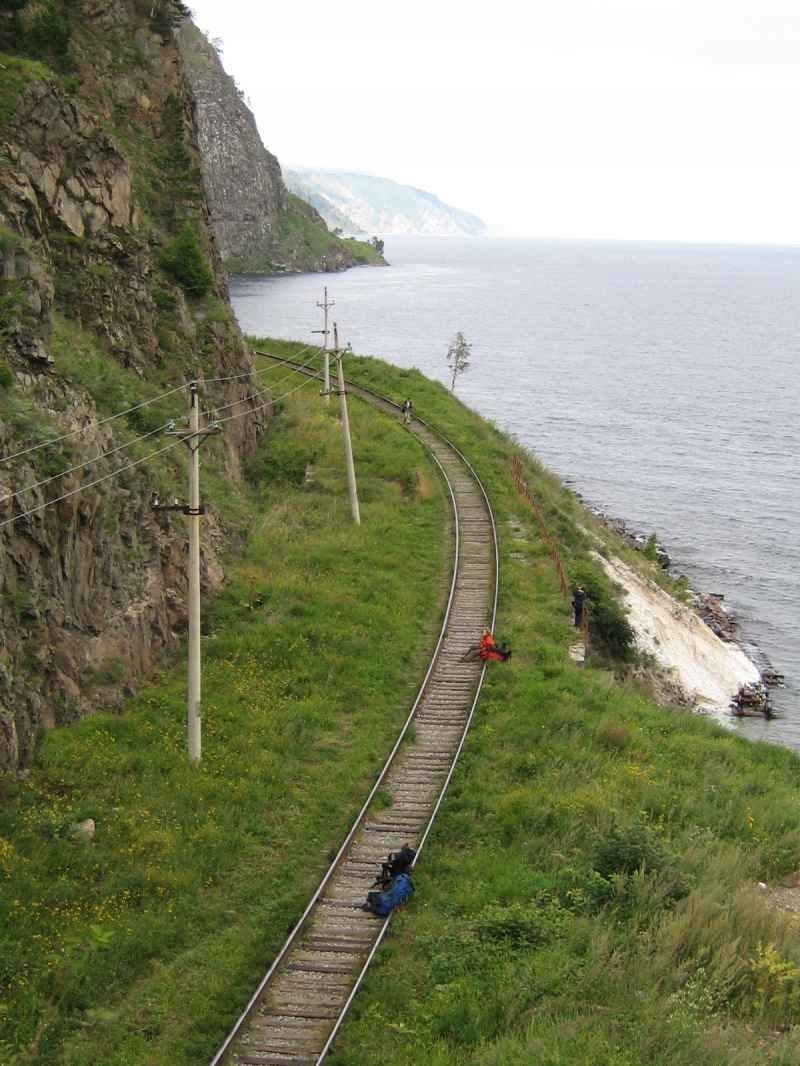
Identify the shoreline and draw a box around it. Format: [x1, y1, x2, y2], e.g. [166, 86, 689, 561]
[578, 498, 782, 723]
[595, 551, 763, 724]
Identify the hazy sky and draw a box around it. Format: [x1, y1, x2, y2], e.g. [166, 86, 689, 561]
[186, 0, 800, 244]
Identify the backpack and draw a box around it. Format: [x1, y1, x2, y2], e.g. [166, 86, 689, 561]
[364, 872, 414, 917]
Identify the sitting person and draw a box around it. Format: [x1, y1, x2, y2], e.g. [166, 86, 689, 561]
[460, 629, 512, 662]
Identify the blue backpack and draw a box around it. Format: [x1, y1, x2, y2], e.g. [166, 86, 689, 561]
[365, 873, 414, 917]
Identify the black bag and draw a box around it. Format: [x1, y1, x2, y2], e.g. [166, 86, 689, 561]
[372, 844, 416, 889]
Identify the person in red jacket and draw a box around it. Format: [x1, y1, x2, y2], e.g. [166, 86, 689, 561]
[460, 629, 512, 662]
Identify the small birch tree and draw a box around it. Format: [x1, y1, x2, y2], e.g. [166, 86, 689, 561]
[446, 331, 472, 392]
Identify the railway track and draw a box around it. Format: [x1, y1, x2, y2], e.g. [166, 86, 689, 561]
[210, 354, 498, 1066]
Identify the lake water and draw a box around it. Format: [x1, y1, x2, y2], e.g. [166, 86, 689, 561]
[230, 236, 800, 751]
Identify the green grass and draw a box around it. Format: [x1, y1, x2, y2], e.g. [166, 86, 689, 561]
[271, 349, 800, 1066]
[0, 52, 51, 128]
[5, 340, 800, 1065]
[0, 374, 446, 1064]
[225, 195, 385, 273]
[343, 235, 385, 265]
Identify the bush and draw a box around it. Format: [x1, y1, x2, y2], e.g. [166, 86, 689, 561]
[643, 533, 659, 561]
[0, 362, 12, 389]
[0, 280, 26, 336]
[148, 0, 190, 38]
[245, 425, 314, 488]
[594, 821, 668, 878]
[572, 564, 635, 661]
[159, 222, 212, 297]
[20, 2, 73, 73]
[589, 597, 635, 660]
[472, 899, 567, 948]
[596, 717, 631, 751]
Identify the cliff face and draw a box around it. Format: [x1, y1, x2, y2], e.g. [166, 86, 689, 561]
[0, 0, 268, 769]
[176, 20, 286, 270]
[177, 22, 384, 273]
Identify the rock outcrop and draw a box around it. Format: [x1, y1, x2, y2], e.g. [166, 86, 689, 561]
[6, 81, 134, 241]
[0, 1, 268, 769]
[176, 20, 286, 269]
[177, 21, 382, 273]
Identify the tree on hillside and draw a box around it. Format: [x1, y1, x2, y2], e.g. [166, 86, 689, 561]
[446, 331, 472, 392]
[148, 0, 191, 37]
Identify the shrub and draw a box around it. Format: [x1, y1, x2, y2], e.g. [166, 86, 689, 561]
[0, 362, 12, 389]
[153, 287, 176, 311]
[0, 225, 20, 254]
[0, 279, 27, 336]
[571, 564, 635, 661]
[589, 596, 635, 660]
[472, 899, 567, 948]
[148, 0, 190, 39]
[643, 533, 659, 561]
[750, 942, 800, 1018]
[246, 430, 313, 488]
[159, 223, 212, 297]
[596, 717, 631, 751]
[594, 821, 668, 878]
[20, 2, 73, 73]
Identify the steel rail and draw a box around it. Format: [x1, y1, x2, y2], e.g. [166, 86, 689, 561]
[210, 350, 499, 1066]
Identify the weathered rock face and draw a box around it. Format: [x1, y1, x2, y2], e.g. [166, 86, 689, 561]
[177, 21, 286, 269]
[6, 81, 134, 241]
[0, 1, 269, 770]
[177, 21, 374, 274]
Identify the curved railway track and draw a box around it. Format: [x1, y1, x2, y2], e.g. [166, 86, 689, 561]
[210, 354, 498, 1066]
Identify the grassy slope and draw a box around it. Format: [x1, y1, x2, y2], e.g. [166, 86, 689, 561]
[0, 369, 445, 1064]
[4, 341, 800, 1065]
[225, 195, 384, 274]
[0, 53, 51, 128]
[275, 195, 384, 267]
[304, 353, 800, 1065]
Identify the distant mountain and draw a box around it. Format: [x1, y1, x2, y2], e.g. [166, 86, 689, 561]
[284, 169, 487, 237]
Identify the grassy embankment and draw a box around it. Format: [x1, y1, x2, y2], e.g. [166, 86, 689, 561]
[225, 195, 384, 274]
[4, 340, 800, 1065]
[0, 354, 446, 1065]
[310, 352, 800, 1066]
[275, 195, 385, 268]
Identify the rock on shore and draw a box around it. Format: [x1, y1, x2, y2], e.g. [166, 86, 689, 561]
[596, 553, 761, 717]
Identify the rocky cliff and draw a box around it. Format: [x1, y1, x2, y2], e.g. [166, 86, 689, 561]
[285, 169, 488, 237]
[0, 0, 268, 769]
[177, 21, 383, 274]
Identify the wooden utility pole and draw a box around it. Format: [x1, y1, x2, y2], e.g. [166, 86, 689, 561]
[315, 287, 335, 404]
[333, 325, 360, 525]
[158, 382, 221, 763]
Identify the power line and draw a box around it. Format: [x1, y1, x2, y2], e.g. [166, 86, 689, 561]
[200, 349, 320, 420]
[202, 347, 313, 385]
[0, 356, 322, 532]
[0, 420, 176, 507]
[0, 382, 187, 466]
[202, 364, 311, 420]
[1, 349, 320, 468]
[212, 368, 321, 429]
[202, 369, 258, 385]
[0, 439, 184, 531]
